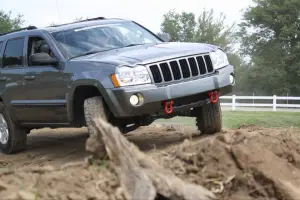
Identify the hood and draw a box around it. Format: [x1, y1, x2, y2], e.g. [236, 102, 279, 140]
[72, 42, 218, 66]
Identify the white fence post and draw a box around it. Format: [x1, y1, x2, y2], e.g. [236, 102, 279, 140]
[273, 95, 277, 111]
[232, 95, 236, 111]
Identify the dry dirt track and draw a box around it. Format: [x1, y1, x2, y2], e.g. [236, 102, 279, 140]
[0, 124, 199, 169]
[1, 123, 300, 200]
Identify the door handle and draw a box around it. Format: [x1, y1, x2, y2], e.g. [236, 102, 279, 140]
[0, 77, 7, 81]
[24, 76, 36, 81]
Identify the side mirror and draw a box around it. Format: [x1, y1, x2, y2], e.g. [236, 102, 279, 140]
[29, 53, 58, 66]
[158, 33, 171, 42]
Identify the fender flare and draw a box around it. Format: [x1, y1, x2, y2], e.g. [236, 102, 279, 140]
[67, 80, 115, 124]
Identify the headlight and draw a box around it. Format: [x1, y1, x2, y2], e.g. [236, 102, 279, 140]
[210, 49, 229, 69]
[112, 65, 151, 87]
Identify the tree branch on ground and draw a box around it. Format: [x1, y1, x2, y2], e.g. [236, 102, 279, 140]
[86, 117, 216, 200]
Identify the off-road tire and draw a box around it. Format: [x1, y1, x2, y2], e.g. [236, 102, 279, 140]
[0, 102, 27, 154]
[83, 96, 111, 159]
[84, 96, 110, 135]
[195, 101, 222, 134]
[83, 96, 130, 135]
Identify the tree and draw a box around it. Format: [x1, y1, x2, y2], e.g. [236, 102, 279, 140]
[160, 9, 236, 52]
[194, 9, 236, 53]
[0, 10, 24, 33]
[238, 0, 300, 95]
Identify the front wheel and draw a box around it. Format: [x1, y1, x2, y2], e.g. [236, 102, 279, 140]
[0, 102, 27, 154]
[83, 96, 127, 134]
[84, 96, 110, 158]
[194, 101, 222, 135]
[84, 96, 110, 136]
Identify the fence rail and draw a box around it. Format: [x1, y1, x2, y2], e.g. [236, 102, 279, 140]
[219, 95, 300, 111]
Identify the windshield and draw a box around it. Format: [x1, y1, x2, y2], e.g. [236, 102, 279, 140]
[51, 21, 162, 59]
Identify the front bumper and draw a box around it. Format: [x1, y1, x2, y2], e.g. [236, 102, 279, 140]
[105, 65, 234, 117]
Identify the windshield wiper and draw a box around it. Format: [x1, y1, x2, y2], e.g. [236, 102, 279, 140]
[123, 43, 144, 48]
[69, 44, 143, 59]
[69, 49, 110, 59]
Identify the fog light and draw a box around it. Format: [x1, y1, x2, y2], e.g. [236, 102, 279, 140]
[229, 74, 235, 85]
[129, 95, 139, 105]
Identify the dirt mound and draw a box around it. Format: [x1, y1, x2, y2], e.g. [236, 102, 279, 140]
[150, 126, 300, 200]
[0, 125, 300, 200]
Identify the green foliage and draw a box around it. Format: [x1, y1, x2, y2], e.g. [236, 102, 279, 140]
[0, 10, 24, 33]
[160, 10, 184, 42]
[160, 9, 236, 52]
[194, 9, 236, 52]
[238, 0, 300, 95]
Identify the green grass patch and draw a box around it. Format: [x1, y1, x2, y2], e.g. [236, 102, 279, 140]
[155, 111, 300, 129]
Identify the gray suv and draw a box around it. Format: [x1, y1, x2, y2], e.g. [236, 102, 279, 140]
[0, 17, 235, 154]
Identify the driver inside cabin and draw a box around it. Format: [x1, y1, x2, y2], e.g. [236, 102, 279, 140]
[28, 38, 55, 66]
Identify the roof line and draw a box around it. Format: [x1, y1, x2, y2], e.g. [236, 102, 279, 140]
[48, 16, 106, 28]
[0, 26, 37, 36]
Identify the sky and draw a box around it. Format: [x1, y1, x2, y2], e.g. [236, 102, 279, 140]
[2, 0, 254, 33]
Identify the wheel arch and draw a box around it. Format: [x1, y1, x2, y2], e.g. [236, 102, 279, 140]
[68, 81, 112, 126]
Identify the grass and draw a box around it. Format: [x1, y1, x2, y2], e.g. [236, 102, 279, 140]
[155, 111, 300, 129]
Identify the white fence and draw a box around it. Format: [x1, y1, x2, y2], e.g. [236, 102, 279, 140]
[220, 95, 300, 111]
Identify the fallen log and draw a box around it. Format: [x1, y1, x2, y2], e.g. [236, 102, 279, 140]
[86, 117, 216, 200]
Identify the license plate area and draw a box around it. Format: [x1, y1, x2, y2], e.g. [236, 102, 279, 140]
[161, 92, 209, 108]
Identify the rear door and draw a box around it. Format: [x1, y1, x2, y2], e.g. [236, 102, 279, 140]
[0, 41, 5, 95]
[0, 37, 28, 121]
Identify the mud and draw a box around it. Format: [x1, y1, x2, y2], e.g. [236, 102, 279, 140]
[0, 123, 300, 200]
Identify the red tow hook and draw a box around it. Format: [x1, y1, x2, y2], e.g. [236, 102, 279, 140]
[209, 91, 219, 104]
[164, 100, 174, 114]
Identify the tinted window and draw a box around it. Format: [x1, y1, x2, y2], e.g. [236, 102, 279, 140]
[0, 41, 3, 68]
[3, 38, 24, 67]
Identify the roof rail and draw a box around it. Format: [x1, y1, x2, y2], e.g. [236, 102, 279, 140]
[49, 17, 106, 27]
[0, 26, 37, 36]
[79, 16, 106, 22]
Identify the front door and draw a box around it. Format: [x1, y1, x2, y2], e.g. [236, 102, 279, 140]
[20, 35, 72, 124]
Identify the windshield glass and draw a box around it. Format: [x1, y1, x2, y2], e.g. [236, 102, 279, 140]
[51, 21, 162, 58]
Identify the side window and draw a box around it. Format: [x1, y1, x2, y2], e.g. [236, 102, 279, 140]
[27, 36, 54, 66]
[0, 41, 3, 68]
[3, 38, 24, 68]
[0, 41, 3, 52]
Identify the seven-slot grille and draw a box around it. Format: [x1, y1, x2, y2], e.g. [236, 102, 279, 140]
[147, 54, 214, 84]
